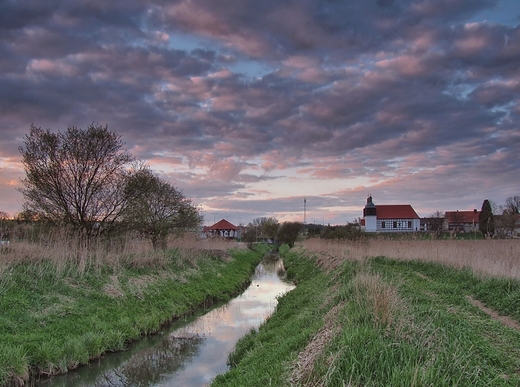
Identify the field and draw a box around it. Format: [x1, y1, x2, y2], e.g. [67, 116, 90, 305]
[213, 238, 520, 386]
[300, 238, 520, 279]
[0, 233, 264, 386]
[2, 234, 519, 386]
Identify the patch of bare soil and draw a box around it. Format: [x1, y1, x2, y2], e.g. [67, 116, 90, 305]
[290, 303, 344, 386]
[466, 296, 520, 331]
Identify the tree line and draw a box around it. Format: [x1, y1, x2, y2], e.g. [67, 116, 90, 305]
[479, 196, 520, 238]
[5, 124, 519, 247]
[426, 196, 520, 238]
[240, 217, 303, 248]
[15, 123, 201, 250]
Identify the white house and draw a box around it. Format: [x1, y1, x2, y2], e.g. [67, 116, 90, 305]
[361, 196, 420, 233]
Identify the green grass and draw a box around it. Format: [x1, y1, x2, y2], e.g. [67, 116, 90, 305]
[323, 257, 520, 386]
[211, 246, 520, 386]
[0, 247, 262, 386]
[5, 240, 518, 386]
[212, 246, 334, 386]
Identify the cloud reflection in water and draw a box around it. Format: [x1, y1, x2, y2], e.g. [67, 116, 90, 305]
[37, 259, 294, 387]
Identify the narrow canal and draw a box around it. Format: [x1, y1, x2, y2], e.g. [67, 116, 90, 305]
[35, 256, 294, 387]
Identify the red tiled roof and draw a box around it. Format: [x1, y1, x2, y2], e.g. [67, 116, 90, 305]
[445, 211, 479, 223]
[208, 219, 238, 230]
[376, 205, 420, 219]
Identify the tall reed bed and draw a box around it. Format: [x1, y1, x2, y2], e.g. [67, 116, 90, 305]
[0, 228, 244, 276]
[299, 238, 520, 279]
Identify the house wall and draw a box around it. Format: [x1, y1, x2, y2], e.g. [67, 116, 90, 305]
[376, 218, 420, 232]
[447, 222, 478, 233]
[365, 215, 377, 232]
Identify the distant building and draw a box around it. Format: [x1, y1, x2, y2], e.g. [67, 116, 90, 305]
[361, 196, 420, 233]
[204, 219, 240, 239]
[444, 210, 479, 233]
[420, 217, 444, 232]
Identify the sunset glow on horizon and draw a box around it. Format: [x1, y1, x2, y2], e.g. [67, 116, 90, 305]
[1, 0, 519, 225]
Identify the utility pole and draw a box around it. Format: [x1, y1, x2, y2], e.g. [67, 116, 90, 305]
[304, 198, 307, 225]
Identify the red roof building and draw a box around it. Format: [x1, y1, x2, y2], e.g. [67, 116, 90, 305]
[444, 210, 479, 232]
[205, 219, 239, 238]
[362, 196, 420, 232]
[376, 205, 420, 220]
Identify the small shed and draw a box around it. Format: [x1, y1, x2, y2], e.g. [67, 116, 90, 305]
[207, 219, 239, 239]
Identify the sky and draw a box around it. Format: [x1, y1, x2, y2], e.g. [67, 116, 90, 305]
[1, 0, 519, 226]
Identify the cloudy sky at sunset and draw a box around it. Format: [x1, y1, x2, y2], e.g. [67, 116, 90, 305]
[1, 0, 519, 226]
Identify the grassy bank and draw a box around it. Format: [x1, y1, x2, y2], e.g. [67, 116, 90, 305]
[0, 239, 265, 386]
[212, 240, 520, 386]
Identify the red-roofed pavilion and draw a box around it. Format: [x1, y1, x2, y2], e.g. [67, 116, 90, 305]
[206, 219, 239, 239]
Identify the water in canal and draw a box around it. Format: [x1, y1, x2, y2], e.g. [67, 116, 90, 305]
[35, 257, 294, 387]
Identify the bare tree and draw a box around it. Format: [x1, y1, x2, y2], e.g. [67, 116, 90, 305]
[428, 211, 445, 237]
[18, 124, 135, 237]
[497, 196, 520, 237]
[504, 196, 520, 215]
[241, 224, 258, 250]
[123, 168, 201, 250]
[250, 217, 267, 242]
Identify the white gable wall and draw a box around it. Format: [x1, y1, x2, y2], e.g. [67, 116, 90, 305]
[365, 215, 377, 232]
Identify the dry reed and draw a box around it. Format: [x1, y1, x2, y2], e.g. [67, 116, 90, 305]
[298, 238, 520, 279]
[351, 271, 405, 331]
[0, 229, 244, 275]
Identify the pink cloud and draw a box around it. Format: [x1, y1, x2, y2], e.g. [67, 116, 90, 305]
[259, 151, 303, 172]
[208, 158, 245, 181]
[211, 95, 240, 111]
[164, 2, 271, 57]
[376, 55, 426, 76]
[455, 34, 489, 54]
[27, 58, 79, 77]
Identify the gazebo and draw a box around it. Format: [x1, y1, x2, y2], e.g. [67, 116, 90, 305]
[206, 219, 239, 239]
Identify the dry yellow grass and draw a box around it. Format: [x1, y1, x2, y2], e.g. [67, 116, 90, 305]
[298, 238, 520, 279]
[170, 233, 245, 263]
[352, 271, 405, 330]
[0, 230, 244, 274]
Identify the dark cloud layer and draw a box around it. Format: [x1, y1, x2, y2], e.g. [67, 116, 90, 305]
[1, 0, 519, 224]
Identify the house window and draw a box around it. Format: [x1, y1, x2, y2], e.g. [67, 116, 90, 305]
[382, 221, 386, 229]
[408, 221, 412, 228]
[393, 221, 397, 228]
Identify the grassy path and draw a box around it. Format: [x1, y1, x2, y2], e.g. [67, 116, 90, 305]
[0, 246, 264, 386]
[212, 245, 520, 386]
